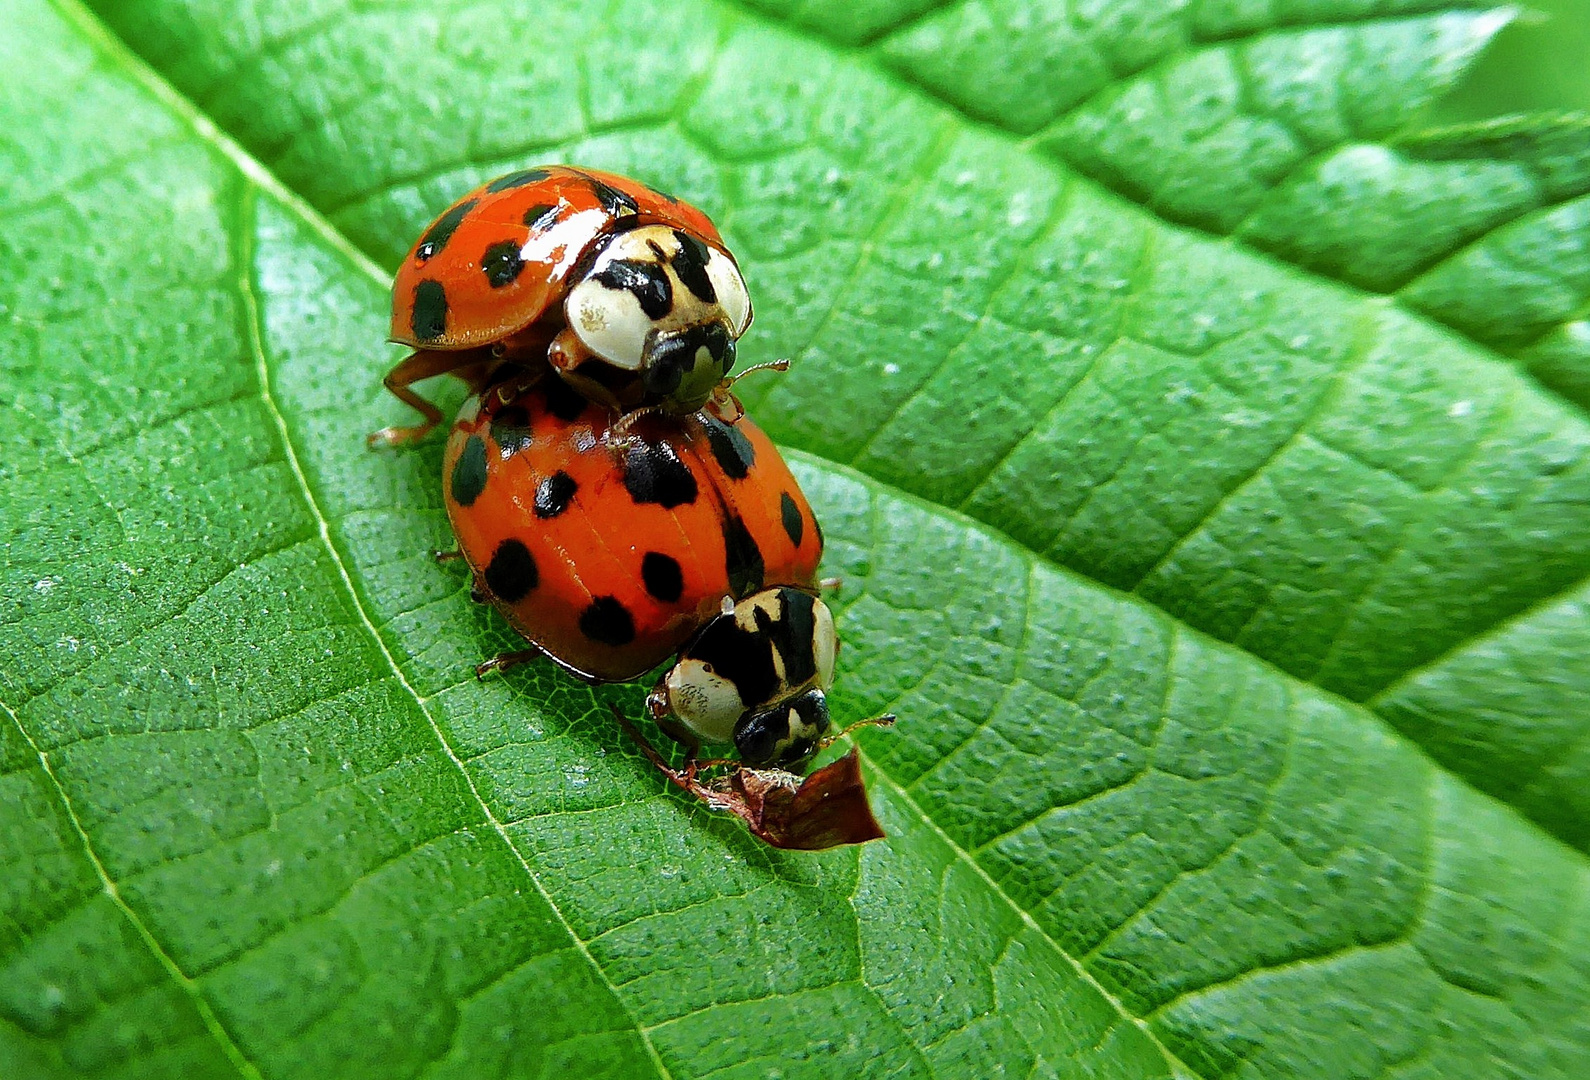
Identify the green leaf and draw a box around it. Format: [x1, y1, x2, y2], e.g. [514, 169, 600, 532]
[3, 0, 1589, 1077]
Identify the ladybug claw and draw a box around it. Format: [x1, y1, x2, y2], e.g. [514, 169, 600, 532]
[367, 422, 436, 448]
[475, 649, 539, 679]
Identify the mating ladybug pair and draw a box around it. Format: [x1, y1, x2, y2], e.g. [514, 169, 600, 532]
[374, 166, 890, 849]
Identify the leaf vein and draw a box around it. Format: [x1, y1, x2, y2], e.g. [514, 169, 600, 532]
[862, 751, 1200, 1080]
[0, 696, 263, 1080]
[233, 184, 675, 1080]
[723, 0, 1590, 418]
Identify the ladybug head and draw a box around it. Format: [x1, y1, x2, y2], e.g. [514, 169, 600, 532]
[564, 224, 752, 412]
[650, 588, 838, 769]
[732, 689, 832, 769]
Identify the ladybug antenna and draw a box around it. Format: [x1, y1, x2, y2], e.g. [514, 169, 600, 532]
[724, 357, 791, 387]
[818, 713, 897, 752]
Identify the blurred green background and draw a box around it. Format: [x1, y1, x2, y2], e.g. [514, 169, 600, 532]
[1436, 0, 1590, 120]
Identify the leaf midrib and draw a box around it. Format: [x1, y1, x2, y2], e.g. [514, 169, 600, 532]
[45, 1, 1590, 1074]
[32, 4, 1206, 1074]
[0, 697, 262, 1080]
[788, 0, 1492, 50]
[48, 10, 1192, 1077]
[233, 185, 680, 1080]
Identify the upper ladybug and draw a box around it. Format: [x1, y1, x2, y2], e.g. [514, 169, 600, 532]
[371, 166, 754, 446]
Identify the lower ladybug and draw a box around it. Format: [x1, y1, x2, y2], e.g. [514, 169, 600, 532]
[441, 373, 849, 774]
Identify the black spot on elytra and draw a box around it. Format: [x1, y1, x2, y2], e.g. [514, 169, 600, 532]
[584, 174, 640, 216]
[623, 440, 698, 508]
[450, 435, 488, 506]
[580, 596, 635, 646]
[489, 406, 532, 457]
[641, 552, 684, 602]
[542, 378, 589, 421]
[534, 470, 577, 518]
[486, 168, 551, 193]
[701, 412, 754, 479]
[484, 538, 538, 602]
[411, 279, 448, 342]
[686, 612, 775, 708]
[593, 259, 672, 320]
[780, 492, 804, 547]
[481, 240, 526, 287]
[722, 514, 765, 598]
[415, 198, 477, 261]
[522, 203, 559, 230]
[671, 231, 717, 304]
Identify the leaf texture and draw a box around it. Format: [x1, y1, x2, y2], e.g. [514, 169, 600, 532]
[2, 0, 1588, 1078]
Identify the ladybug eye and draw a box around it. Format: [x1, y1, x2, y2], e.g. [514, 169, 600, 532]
[704, 248, 751, 336]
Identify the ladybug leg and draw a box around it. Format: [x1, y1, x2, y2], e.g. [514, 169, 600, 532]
[654, 715, 704, 770]
[819, 577, 843, 592]
[549, 329, 636, 413]
[609, 704, 701, 787]
[703, 388, 743, 424]
[432, 549, 463, 562]
[609, 704, 734, 786]
[474, 648, 542, 680]
[476, 644, 608, 683]
[606, 405, 664, 443]
[368, 349, 487, 447]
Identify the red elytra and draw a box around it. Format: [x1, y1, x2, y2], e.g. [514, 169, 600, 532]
[391, 165, 723, 350]
[441, 374, 823, 683]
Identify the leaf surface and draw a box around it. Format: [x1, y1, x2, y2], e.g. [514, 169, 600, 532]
[2, 0, 1588, 1078]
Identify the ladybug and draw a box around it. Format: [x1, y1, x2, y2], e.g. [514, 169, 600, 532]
[372, 166, 754, 446]
[441, 373, 841, 770]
